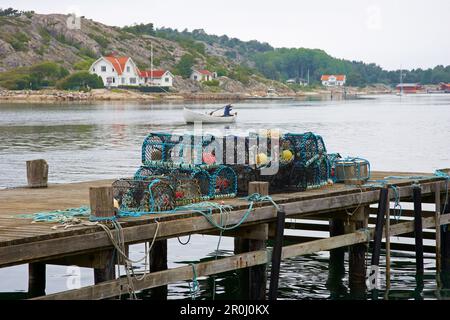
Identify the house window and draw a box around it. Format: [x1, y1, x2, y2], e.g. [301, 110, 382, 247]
[127, 66, 131, 73]
[101, 66, 106, 72]
[121, 77, 125, 84]
[130, 77, 136, 84]
[165, 77, 169, 82]
[112, 78, 115, 83]
[112, 68, 115, 72]
[194, 75, 197, 80]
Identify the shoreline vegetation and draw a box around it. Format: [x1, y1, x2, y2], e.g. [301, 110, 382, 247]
[0, 86, 393, 103]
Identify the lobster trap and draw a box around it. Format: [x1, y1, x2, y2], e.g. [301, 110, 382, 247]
[334, 157, 371, 184]
[112, 178, 175, 214]
[141, 132, 220, 168]
[210, 165, 238, 198]
[166, 169, 211, 205]
[229, 132, 332, 193]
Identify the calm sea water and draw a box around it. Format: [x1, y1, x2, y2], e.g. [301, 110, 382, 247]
[0, 94, 449, 299]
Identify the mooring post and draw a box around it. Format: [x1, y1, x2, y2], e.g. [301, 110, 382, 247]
[327, 217, 347, 296]
[26, 159, 48, 188]
[150, 239, 168, 299]
[90, 186, 117, 284]
[28, 262, 46, 298]
[347, 206, 369, 299]
[368, 187, 389, 299]
[413, 184, 424, 277]
[268, 209, 286, 300]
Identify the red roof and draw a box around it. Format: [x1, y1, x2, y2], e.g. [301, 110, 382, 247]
[197, 69, 213, 76]
[139, 70, 167, 78]
[321, 75, 346, 81]
[104, 56, 130, 75]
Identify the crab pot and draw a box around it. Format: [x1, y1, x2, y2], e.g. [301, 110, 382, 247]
[278, 132, 331, 191]
[191, 169, 212, 198]
[167, 169, 207, 205]
[210, 165, 237, 199]
[134, 166, 170, 180]
[112, 178, 175, 213]
[147, 179, 175, 212]
[334, 158, 370, 185]
[233, 165, 259, 195]
[142, 132, 181, 164]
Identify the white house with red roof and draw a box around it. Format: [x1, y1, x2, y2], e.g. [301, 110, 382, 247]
[89, 55, 173, 87]
[321, 74, 346, 87]
[139, 69, 174, 87]
[89, 55, 141, 87]
[190, 69, 217, 82]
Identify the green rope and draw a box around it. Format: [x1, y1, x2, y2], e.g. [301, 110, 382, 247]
[189, 263, 200, 300]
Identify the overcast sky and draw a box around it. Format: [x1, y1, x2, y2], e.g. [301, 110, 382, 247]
[2, 0, 449, 70]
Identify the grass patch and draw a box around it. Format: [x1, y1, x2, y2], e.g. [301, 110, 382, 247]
[88, 33, 110, 48]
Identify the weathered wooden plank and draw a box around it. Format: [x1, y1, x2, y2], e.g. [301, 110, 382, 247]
[35, 250, 269, 300]
[201, 224, 269, 240]
[0, 180, 445, 267]
[36, 213, 450, 300]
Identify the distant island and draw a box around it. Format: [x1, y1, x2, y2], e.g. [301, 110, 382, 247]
[0, 7, 449, 101]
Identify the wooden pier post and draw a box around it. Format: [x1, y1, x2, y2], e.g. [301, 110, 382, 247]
[327, 218, 347, 296]
[435, 184, 441, 283]
[28, 262, 46, 298]
[268, 209, 286, 300]
[440, 188, 450, 288]
[413, 185, 424, 276]
[385, 199, 391, 291]
[347, 206, 369, 299]
[93, 250, 116, 284]
[150, 240, 168, 299]
[368, 187, 389, 299]
[90, 186, 116, 284]
[234, 182, 269, 300]
[26, 159, 48, 188]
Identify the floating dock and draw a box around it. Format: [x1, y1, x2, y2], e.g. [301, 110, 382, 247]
[0, 170, 449, 300]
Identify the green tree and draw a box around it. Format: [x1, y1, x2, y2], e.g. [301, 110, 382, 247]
[174, 54, 195, 78]
[56, 71, 104, 90]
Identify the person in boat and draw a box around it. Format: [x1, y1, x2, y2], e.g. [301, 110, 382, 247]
[223, 104, 233, 117]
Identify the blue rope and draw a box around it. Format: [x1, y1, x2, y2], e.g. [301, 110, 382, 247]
[189, 263, 200, 300]
[390, 185, 402, 222]
[89, 215, 117, 222]
[19, 206, 91, 223]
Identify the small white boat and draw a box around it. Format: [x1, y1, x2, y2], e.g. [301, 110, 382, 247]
[183, 107, 236, 124]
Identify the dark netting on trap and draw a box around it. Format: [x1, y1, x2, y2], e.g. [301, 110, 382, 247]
[234, 165, 259, 195]
[210, 165, 238, 199]
[277, 132, 331, 191]
[141, 132, 182, 165]
[165, 169, 209, 205]
[112, 178, 175, 213]
[134, 166, 172, 180]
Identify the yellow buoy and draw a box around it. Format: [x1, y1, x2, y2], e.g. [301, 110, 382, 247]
[256, 153, 269, 166]
[281, 149, 294, 162]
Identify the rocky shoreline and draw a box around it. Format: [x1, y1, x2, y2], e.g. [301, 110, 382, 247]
[0, 87, 392, 103]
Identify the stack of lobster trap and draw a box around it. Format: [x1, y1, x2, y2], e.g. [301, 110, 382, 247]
[112, 130, 351, 214]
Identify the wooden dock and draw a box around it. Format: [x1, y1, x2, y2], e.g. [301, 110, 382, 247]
[0, 170, 449, 300]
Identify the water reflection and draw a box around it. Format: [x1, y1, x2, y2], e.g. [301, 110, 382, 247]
[0, 95, 449, 299]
